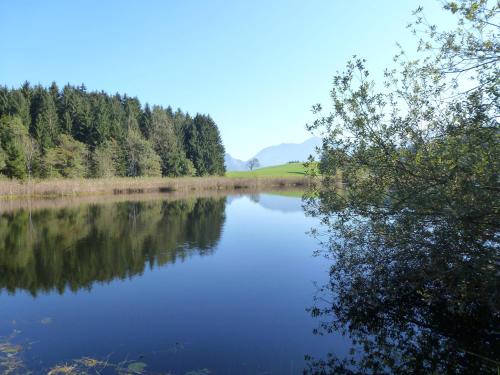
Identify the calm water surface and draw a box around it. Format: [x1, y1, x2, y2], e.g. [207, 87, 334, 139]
[0, 193, 341, 374]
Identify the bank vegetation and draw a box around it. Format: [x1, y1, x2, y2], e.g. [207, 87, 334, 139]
[0, 175, 317, 199]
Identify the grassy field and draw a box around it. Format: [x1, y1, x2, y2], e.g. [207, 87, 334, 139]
[226, 162, 309, 178]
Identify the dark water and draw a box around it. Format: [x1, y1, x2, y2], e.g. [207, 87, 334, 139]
[0, 193, 339, 374]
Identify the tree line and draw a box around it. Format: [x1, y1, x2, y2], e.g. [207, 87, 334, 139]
[0, 82, 226, 179]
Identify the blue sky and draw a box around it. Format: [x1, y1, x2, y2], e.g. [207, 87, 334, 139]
[0, 0, 447, 160]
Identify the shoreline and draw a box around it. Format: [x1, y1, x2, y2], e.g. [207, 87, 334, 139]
[0, 176, 312, 200]
[0, 185, 308, 213]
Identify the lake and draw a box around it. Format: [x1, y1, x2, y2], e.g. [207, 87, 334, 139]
[0, 192, 340, 374]
[1, 191, 497, 374]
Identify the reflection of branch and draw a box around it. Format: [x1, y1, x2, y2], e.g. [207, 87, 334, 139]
[461, 349, 500, 366]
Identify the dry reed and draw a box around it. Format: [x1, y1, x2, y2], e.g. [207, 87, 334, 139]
[0, 176, 312, 199]
[0, 186, 307, 213]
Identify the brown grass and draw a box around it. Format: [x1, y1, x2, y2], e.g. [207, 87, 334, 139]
[0, 176, 312, 200]
[0, 186, 308, 213]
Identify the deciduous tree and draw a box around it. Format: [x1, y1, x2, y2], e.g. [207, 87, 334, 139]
[247, 158, 259, 171]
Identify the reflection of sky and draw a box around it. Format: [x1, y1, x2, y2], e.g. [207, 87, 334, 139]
[0, 194, 348, 374]
[227, 192, 305, 213]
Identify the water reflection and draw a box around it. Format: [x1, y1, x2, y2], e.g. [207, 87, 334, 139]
[305, 193, 499, 373]
[0, 197, 226, 296]
[0, 192, 327, 375]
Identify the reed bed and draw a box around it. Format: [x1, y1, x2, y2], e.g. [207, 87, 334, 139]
[0, 186, 308, 213]
[0, 176, 312, 199]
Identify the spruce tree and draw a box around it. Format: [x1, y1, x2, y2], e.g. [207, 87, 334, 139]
[0, 82, 226, 179]
[31, 88, 59, 150]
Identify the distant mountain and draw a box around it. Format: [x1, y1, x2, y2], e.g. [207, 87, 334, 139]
[224, 153, 248, 171]
[253, 137, 321, 168]
[225, 137, 321, 171]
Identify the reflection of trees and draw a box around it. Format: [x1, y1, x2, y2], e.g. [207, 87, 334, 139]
[302, 0, 499, 371]
[304, 196, 499, 374]
[0, 197, 226, 296]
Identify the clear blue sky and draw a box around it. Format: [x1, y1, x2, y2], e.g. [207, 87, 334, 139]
[0, 0, 447, 160]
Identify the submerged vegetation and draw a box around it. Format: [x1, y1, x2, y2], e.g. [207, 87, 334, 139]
[0, 83, 225, 180]
[0, 330, 28, 374]
[305, 0, 499, 373]
[0, 327, 208, 374]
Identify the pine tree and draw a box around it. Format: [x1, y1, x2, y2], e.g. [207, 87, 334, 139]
[185, 114, 225, 176]
[140, 103, 152, 137]
[90, 94, 112, 147]
[31, 88, 59, 150]
[149, 106, 189, 176]
[0, 82, 226, 179]
[8, 90, 31, 129]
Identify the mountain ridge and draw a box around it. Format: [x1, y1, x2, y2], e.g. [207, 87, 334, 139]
[225, 137, 321, 171]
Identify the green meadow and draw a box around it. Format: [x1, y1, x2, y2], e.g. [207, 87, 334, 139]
[226, 162, 310, 178]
